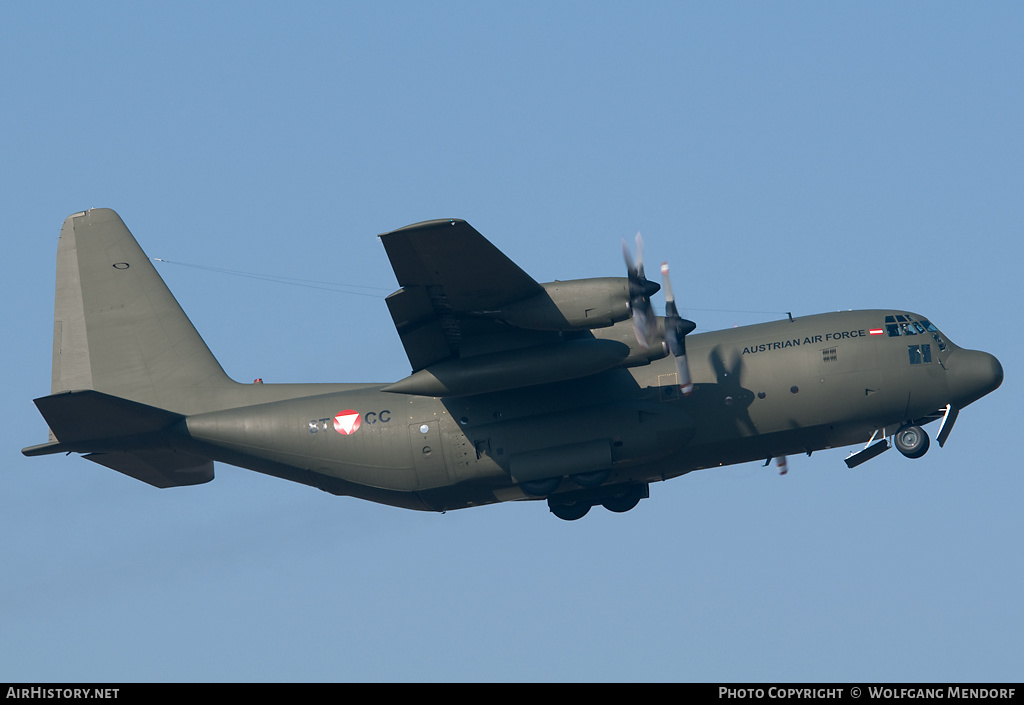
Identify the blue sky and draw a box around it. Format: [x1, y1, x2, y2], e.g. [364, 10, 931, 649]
[2, 2, 1021, 682]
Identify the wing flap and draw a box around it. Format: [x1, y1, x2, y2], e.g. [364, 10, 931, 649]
[385, 287, 455, 370]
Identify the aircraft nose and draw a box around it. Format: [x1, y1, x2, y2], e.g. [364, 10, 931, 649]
[946, 348, 1003, 407]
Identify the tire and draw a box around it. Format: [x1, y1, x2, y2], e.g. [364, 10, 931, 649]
[549, 501, 591, 521]
[572, 469, 610, 488]
[521, 477, 561, 496]
[894, 425, 930, 459]
[601, 485, 645, 513]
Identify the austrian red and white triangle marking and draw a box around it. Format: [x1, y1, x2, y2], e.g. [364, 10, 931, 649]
[333, 410, 362, 435]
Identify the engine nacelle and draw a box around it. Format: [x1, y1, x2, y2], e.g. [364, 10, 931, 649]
[590, 317, 669, 367]
[489, 277, 632, 331]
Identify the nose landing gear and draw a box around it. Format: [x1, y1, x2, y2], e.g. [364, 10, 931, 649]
[846, 422, 933, 468]
[894, 424, 930, 459]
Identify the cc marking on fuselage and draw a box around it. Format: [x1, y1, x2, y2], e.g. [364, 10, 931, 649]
[308, 410, 391, 434]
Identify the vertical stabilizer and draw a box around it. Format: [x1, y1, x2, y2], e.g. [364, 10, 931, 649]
[50, 209, 232, 413]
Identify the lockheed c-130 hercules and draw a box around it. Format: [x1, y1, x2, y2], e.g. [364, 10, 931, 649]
[23, 209, 1003, 520]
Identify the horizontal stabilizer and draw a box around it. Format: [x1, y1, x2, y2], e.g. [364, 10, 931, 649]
[31, 389, 185, 445]
[22, 389, 214, 488]
[84, 450, 213, 489]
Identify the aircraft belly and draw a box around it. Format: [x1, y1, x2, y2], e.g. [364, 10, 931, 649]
[454, 399, 694, 483]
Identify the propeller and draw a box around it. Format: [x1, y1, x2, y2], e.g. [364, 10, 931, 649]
[622, 233, 660, 348]
[764, 455, 789, 475]
[660, 261, 696, 396]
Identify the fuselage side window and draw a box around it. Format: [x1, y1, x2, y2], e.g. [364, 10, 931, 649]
[908, 344, 933, 365]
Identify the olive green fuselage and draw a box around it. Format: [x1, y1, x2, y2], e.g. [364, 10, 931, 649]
[27, 210, 1003, 519]
[183, 309, 980, 512]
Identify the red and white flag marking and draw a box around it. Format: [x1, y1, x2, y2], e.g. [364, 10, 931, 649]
[333, 410, 362, 435]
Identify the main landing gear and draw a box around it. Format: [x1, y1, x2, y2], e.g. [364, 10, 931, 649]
[547, 483, 649, 521]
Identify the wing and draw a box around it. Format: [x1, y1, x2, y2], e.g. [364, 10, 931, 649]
[380, 219, 553, 370]
[379, 219, 634, 396]
[382, 219, 542, 313]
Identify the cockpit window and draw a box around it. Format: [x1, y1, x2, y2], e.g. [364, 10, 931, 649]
[885, 314, 947, 351]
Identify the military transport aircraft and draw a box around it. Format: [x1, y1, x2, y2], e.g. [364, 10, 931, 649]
[22, 209, 1003, 520]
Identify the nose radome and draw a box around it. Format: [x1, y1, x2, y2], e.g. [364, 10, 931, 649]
[947, 349, 1003, 407]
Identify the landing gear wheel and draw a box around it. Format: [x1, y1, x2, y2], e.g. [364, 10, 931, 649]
[601, 485, 645, 513]
[549, 501, 591, 521]
[521, 477, 561, 496]
[894, 425, 930, 459]
[572, 469, 610, 488]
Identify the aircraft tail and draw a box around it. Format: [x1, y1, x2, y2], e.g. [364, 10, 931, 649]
[24, 209, 232, 487]
[48, 208, 232, 411]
